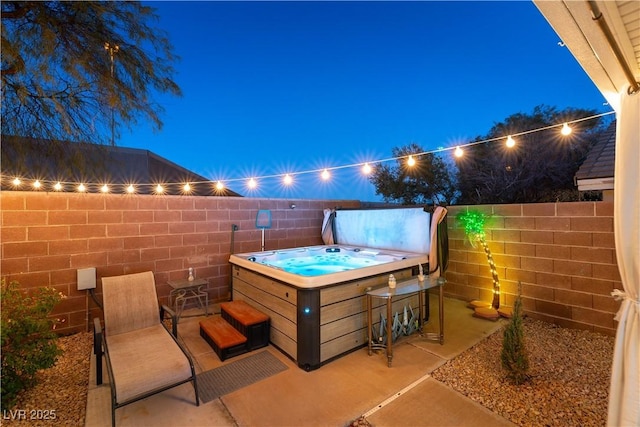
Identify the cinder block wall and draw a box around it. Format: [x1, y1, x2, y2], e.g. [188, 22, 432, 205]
[0, 191, 359, 334]
[1, 193, 621, 336]
[445, 202, 621, 336]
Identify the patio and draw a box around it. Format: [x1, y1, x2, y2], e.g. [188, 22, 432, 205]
[85, 297, 514, 427]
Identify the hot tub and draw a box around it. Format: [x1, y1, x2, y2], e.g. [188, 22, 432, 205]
[229, 245, 428, 370]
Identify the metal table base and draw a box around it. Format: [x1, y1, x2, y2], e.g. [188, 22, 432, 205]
[367, 276, 445, 367]
[167, 278, 209, 321]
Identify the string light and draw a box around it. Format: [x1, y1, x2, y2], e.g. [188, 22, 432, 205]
[4, 111, 613, 195]
[506, 135, 516, 148]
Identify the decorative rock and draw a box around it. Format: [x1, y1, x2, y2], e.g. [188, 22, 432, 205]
[474, 307, 500, 320]
[498, 306, 513, 318]
[468, 300, 492, 310]
[431, 317, 614, 427]
[4, 332, 92, 427]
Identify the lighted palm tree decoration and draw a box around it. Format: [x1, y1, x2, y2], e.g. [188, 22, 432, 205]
[458, 210, 500, 309]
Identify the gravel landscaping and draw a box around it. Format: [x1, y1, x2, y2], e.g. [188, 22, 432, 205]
[2, 332, 92, 427]
[431, 317, 615, 427]
[4, 318, 615, 427]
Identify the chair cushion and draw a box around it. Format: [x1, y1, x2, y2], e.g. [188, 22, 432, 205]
[106, 324, 192, 403]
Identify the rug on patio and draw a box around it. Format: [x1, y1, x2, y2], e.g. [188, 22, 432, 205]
[197, 350, 288, 403]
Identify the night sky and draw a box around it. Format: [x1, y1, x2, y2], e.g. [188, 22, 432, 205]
[118, 1, 608, 201]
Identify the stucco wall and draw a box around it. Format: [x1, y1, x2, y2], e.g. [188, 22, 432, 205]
[1, 192, 621, 336]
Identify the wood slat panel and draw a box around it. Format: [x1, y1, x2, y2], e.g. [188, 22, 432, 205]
[320, 296, 366, 325]
[321, 312, 366, 343]
[233, 278, 297, 339]
[270, 327, 297, 360]
[233, 277, 297, 323]
[233, 267, 298, 305]
[321, 329, 367, 362]
[320, 268, 412, 305]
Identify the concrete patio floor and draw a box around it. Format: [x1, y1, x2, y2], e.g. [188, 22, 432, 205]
[85, 297, 516, 427]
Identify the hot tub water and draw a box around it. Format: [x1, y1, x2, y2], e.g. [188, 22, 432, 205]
[250, 247, 408, 277]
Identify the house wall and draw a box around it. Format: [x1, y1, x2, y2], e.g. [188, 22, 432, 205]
[1, 192, 621, 336]
[444, 202, 621, 336]
[0, 191, 359, 334]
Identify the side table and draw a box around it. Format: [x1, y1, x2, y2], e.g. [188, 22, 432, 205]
[167, 278, 209, 321]
[367, 276, 445, 367]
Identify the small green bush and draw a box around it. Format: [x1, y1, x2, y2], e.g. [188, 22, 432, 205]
[501, 284, 529, 385]
[1, 280, 64, 408]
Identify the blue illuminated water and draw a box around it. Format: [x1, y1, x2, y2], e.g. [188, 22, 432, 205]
[262, 254, 386, 276]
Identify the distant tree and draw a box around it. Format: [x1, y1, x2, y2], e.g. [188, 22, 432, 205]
[368, 143, 457, 205]
[1, 1, 180, 146]
[455, 105, 603, 204]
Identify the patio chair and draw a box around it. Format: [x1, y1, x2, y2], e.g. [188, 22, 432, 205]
[93, 271, 199, 426]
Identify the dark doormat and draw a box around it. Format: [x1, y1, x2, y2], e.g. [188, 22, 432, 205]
[197, 350, 288, 403]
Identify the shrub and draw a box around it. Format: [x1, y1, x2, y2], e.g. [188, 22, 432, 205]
[501, 284, 529, 385]
[1, 280, 64, 408]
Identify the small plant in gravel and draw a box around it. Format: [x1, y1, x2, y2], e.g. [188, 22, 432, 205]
[501, 283, 529, 385]
[1, 280, 64, 408]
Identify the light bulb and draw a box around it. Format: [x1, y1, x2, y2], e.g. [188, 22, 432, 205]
[53, 182, 62, 191]
[183, 183, 191, 192]
[561, 123, 572, 136]
[126, 184, 135, 194]
[321, 169, 330, 180]
[247, 178, 257, 189]
[155, 184, 164, 194]
[362, 163, 372, 175]
[407, 155, 416, 167]
[33, 180, 41, 189]
[215, 181, 224, 191]
[12, 178, 21, 187]
[78, 183, 86, 192]
[506, 135, 516, 148]
[283, 174, 293, 185]
[100, 184, 109, 193]
[454, 146, 464, 158]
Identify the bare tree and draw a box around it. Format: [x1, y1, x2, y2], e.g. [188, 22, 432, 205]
[1, 1, 181, 145]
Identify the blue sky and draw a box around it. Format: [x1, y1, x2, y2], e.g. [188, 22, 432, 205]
[119, 1, 607, 201]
